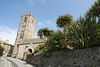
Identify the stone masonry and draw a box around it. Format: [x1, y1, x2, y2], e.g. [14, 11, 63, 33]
[12, 11, 36, 57]
[26, 47, 100, 67]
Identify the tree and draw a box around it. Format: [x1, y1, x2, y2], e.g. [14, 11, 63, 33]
[87, 0, 100, 17]
[0, 45, 4, 56]
[87, 0, 100, 45]
[37, 27, 54, 40]
[56, 14, 73, 47]
[56, 14, 73, 34]
[87, 0, 100, 26]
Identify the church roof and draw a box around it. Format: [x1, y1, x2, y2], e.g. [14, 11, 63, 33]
[18, 38, 44, 45]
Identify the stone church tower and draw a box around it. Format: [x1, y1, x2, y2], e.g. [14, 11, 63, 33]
[12, 11, 36, 57]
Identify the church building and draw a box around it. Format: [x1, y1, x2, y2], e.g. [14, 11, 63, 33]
[12, 11, 44, 60]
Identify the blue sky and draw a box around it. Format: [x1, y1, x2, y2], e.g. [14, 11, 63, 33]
[0, 0, 96, 44]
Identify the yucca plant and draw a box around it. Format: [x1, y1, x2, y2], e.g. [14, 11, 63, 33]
[66, 15, 100, 67]
[38, 27, 54, 40]
[67, 15, 99, 48]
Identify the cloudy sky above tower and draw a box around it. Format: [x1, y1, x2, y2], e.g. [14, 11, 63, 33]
[0, 0, 96, 44]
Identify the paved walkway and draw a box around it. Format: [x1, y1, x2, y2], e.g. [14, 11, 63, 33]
[0, 57, 35, 67]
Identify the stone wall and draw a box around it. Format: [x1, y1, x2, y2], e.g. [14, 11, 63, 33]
[26, 47, 100, 67]
[16, 44, 38, 59]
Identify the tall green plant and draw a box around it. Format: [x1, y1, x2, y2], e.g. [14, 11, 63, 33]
[66, 15, 99, 67]
[67, 15, 99, 48]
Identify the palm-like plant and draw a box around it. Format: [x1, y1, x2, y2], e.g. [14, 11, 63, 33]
[67, 15, 99, 67]
[56, 14, 73, 34]
[87, 0, 100, 47]
[56, 14, 73, 47]
[87, 0, 100, 26]
[37, 27, 54, 40]
[38, 28, 43, 39]
[88, 0, 100, 17]
[67, 15, 99, 48]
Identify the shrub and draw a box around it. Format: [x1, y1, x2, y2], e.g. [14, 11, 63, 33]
[0, 45, 4, 56]
[34, 44, 46, 53]
[44, 31, 67, 52]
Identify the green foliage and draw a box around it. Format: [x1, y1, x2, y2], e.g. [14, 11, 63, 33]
[56, 14, 73, 35]
[44, 31, 66, 51]
[66, 15, 100, 48]
[0, 45, 4, 56]
[35, 31, 67, 53]
[38, 27, 54, 40]
[35, 0, 100, 53]
[56, 14, 73, 28]
[34, 44, 46, 53]
[87, 0, 100, 17]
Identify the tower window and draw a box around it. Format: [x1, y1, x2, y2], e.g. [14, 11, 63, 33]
[20, 31, 24, 38]
[32, 20, 34, 23]
[24, 17, 27, 22]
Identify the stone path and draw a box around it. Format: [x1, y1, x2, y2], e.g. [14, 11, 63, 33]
[0, 57, 36, 67]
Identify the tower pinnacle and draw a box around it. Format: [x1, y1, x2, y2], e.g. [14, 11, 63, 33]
[21, 12, 23, 16]
[30, 10, 32, 15]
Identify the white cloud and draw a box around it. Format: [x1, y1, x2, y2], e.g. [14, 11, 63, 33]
[44, 19, 57, 29]
[27, 0, 35, 7]
[0, 26, 17, 45]
[37, 22, 43, 26]
[45, 19, 52, 25]
[40, 0, 46, 3]
[27, 0, 46, 7]
[45, 19, 56, 26]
